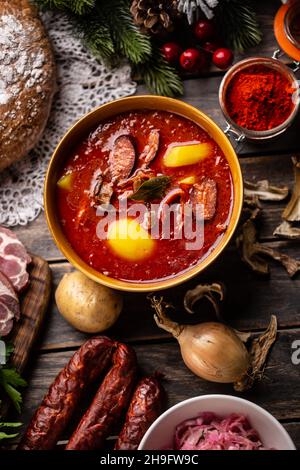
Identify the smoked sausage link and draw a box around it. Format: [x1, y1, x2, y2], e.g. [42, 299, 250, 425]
[66, 342, 137, 450]
[114, 374, 165, 450]
[18, 337, 115, 450]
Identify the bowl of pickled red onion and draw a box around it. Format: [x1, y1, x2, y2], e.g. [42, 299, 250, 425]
[138, 395, 296, 450]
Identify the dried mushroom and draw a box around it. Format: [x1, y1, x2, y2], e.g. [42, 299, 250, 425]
[237, 214, 300, 278]
[282, 155, 300, 222]
[274, 220, 300, 240]
[240, 204, 261, 224]
[184, 283, 225, 321]
[236, 217, 269, 276]
[244, 179, 289, 202]
[256, 244, 300, 277]
[234, 316, 277, 392]
[274, 156, 300, 239]
[243, 194, 261, 209]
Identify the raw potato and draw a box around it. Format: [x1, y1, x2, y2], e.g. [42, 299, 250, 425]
[55, 271, 123, 333]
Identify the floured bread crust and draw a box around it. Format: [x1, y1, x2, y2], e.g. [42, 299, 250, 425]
[0, 0, 56, 172]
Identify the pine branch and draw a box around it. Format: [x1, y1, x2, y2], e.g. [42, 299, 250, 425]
[98, 0, 152, 64]
[34, 0, 95, 14]
[215, 0, 262, 52]
[134, 49, 183, 98]
[69, 0, 95, 15]
[76, 16, 115, 61]
[35, 0, 183, 96]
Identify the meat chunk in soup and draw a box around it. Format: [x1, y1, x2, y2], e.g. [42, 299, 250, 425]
[109, 135, 136, 182]
[191, 178, 217, 221]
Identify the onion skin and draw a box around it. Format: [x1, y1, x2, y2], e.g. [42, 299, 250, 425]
[178, 323, 250, 383]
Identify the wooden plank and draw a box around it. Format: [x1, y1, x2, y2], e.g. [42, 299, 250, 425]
[12, 153, 297, 261]
[283, 423, 300, 450]
[0, 255, 51, 417]
[12, 215, 62, 263]
[34, 239, 300, 351]
[17, 329, 300, 447]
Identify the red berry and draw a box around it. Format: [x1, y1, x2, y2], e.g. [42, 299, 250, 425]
[180, 48, 207, 73]
[194, 20, 216, 42]
[161, 42, 182, 65]
[212, 48, 234, 70]
[202, 41, 220, 54]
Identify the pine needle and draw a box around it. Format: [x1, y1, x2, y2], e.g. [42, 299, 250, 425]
[35, 0, 183, 95]
[215, 0, 262, 52]
[35, 0, 95, 14]
[134, 50, 184, 97]
[70, 0, 95, 15]
[76, 16, 115, 61]
[99, 0, 152, 64]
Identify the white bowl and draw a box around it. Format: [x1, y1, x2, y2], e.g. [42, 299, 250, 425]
[138, 395, 296, 451]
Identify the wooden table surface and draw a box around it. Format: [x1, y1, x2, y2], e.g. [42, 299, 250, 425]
[11, 0, 300, 449]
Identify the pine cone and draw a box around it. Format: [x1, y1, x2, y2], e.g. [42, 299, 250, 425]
[131, 0, 180, 35]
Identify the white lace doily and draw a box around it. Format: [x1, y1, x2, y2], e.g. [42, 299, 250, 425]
[0, 11, 137, 227]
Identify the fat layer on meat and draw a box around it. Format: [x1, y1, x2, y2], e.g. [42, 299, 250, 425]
[0, 271, 20, 336]
[0, 226, 31, 293]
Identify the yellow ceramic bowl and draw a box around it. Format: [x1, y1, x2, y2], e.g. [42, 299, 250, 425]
[44, 96, 243, 292]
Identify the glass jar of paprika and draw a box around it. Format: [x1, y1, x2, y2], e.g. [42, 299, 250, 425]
[219, 57, 299, 142]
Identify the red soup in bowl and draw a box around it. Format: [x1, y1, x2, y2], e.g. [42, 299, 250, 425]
[56, 109, 234, 284]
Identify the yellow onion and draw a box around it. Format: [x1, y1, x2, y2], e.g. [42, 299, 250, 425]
[175, 322, 249, 383]
[151, 297, 250, 384]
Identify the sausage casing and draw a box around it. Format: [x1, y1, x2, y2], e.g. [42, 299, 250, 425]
[114, 374, 165, 450]
[66, 342, 137, 450]
[18, 336, 115, 450]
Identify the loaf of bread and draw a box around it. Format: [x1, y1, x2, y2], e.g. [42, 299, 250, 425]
[0, 0, 56, 172]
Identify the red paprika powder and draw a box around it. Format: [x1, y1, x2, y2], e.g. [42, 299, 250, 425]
[225, 64, 296, 131]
